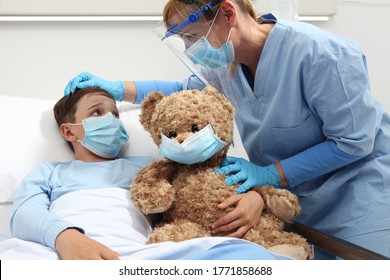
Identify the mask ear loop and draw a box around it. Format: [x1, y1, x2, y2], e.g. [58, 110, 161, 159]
[66, 122, 84, 142]
[205, 7, 220, 39]
[226, 28, 233, 42]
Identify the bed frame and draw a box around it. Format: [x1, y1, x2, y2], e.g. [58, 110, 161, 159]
[285, 221, 389, 260]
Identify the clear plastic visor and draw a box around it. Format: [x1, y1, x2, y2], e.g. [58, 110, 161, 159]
[153, 5, 223, 81]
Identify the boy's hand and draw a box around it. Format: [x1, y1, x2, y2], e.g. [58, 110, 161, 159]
[210, 191, 264, 237]
[55, 228, 120, 260]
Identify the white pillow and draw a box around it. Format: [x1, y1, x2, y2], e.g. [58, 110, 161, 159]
[117, 103, 160, 159]
[0, 95, 247, 203]
[0, 95, 72, 203]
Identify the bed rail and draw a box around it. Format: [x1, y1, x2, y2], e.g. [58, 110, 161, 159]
[285, 221, 389, 260]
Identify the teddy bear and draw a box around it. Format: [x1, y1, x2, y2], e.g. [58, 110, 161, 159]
[130, 86, 313, 260]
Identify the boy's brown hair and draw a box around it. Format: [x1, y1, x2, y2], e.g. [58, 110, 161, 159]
[53, 87, 115, 150]
[53, 87, 114, 127]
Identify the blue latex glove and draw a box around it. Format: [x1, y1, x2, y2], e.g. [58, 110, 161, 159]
[134, 80, 183, 104]
[215, 156, 281, 193]
[64, 72, 125, 101]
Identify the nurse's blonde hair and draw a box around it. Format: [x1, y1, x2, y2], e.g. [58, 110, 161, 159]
[163, 0, 258, 75]
[162, 0, 257, 24]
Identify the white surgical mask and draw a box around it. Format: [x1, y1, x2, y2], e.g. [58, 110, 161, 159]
[159, 124, 227, 164]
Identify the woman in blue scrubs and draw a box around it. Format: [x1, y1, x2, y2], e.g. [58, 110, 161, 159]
[64, 0, 390, 258]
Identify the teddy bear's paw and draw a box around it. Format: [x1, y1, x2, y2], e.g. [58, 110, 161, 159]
[147, 221, 210, 244]
[134, 182, 175, 214]
[266, 195, 298, 221]
[268, 244, 309, 260]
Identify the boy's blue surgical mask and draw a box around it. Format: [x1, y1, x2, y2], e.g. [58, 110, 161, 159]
[68, 112, 129, 159]
[159, 124, 227, 164]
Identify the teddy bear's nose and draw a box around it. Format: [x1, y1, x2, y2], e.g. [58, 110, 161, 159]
[177, 132, 193, 144]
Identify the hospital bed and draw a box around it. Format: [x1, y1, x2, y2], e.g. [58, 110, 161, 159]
[0, 94, 387, 260]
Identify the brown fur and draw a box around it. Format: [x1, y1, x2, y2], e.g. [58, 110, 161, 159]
[131, 86, 313, 259]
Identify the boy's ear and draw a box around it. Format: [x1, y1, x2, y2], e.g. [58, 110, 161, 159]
[60, 123, 78, 142]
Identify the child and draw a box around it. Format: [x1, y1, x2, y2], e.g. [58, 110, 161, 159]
[9, 87, 154, 259]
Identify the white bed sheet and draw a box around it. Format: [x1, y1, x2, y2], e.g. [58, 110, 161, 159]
[0, 188, 290, 260]
[0, 203, 12, 242]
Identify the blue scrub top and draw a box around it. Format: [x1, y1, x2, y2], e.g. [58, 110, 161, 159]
[189, 19, 390, 243]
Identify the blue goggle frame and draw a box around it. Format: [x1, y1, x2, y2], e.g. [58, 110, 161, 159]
[164, 0, 222, 39]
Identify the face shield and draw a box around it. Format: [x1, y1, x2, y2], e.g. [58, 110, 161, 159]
[154, 1, 228, 79]
[153, 0, 238, 107]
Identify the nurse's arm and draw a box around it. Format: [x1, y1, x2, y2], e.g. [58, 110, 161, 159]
[123, 81, 137, 103]
[124, 80, 184, 104]
[275, 162, 288, 187]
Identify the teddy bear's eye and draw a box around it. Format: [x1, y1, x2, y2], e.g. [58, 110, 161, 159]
[192, 124, 199, 133]
[168, 131, 177, 138]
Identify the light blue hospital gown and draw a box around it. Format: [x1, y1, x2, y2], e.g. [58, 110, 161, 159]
[188, 19, 390, 257]
[10, 157, 153, 250]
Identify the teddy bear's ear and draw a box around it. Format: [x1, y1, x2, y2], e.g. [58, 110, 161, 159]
[202, 85, 235, 118]
[140, 91, 165, 132]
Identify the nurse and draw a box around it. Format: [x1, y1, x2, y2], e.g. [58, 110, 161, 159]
[65, 0, 390, 258]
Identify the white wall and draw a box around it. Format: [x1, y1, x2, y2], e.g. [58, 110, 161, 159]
[0, 1, 389, 110]
[0, 20, 187, 101]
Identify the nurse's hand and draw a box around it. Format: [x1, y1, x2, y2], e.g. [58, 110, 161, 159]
[215, 156, 281, 193]
[210, 191, 264, 237]
[55, 228, 120, 260]
[64, 71, 125, 101]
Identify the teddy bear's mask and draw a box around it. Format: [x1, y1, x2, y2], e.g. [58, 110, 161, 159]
[159, 124, 227, 164]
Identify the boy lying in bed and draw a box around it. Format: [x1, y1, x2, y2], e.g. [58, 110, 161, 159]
[0, 87, 290, 260]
